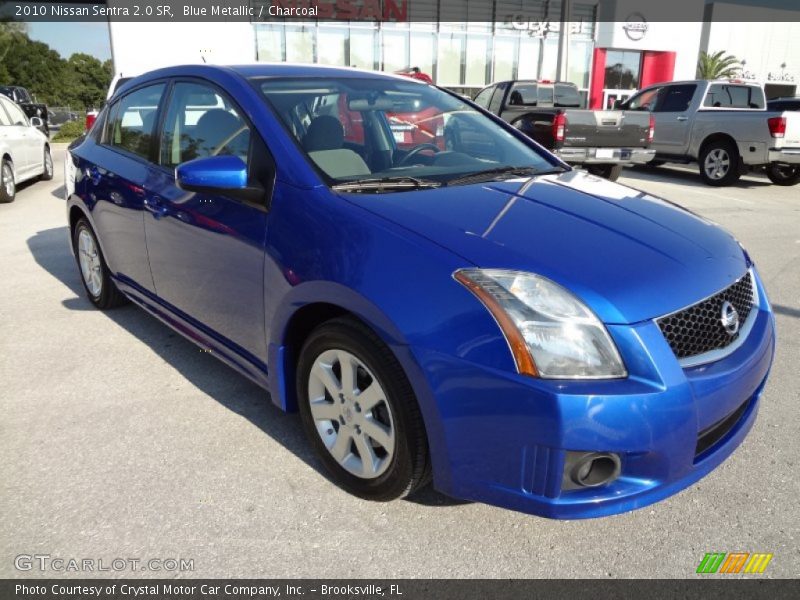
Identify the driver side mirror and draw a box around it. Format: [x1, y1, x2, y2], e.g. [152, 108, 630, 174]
[29, 116, 43, 128]
[176, 155, 264, 203]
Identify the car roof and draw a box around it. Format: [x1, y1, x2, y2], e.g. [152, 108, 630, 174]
[115, 63, 424, 96]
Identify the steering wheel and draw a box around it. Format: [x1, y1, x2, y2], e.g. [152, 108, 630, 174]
[397, 143, 441, 167]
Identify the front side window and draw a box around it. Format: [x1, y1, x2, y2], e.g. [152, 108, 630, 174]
[472, 86, 494, 109]
[159, 82, 251, 168]
[655, 84, 697, 112]
[255, 77, 556, 189]
[2, 98, 28, 126]
[627, 87, 661, 111]
[107, 83, 165, 159]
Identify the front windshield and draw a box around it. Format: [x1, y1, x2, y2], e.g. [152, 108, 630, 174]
[253, 76, 558, 190]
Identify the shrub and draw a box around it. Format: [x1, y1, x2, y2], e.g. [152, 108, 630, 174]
[52, 119, 85, 142]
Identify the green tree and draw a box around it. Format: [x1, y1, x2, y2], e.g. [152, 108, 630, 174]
[697, 50, 741, 80]
[64, 53, 111, 109]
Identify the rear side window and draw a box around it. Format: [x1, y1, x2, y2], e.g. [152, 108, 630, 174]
[655, 84, 696, 112]
[554, 84, 581, 107]
[704, 84, 765, 109]
[160, 82, 251, 168]
[508, 83, 539, 106]
[106, 84, 165, 159]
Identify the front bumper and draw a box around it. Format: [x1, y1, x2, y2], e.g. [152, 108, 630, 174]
[554, 147, 656, 165]
[416, 274, 775, 519]
[768, 147, 800, 164]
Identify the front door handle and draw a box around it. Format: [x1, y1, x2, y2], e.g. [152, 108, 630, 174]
[144, 196, 169, 218]
[676, 116, 688, 122]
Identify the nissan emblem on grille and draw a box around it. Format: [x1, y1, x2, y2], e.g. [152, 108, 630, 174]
[656, 272, 755, 361]
[720, 301, 740, 336]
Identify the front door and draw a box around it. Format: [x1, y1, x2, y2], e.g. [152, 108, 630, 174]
[143, 80, 274, 365]
[651, 83, 697, 156]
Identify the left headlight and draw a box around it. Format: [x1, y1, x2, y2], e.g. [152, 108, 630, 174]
[455, 269, 626, 379]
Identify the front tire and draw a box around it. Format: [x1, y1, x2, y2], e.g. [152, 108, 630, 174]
[40, 146, 54, 181]
[296, 317, 431, 501]
[72, 218, 128, 309]
[0, 159, 15, 203]
[699, 140, 741, 186]
[587, 164, 623, 181]
[766, 163, 800, 186]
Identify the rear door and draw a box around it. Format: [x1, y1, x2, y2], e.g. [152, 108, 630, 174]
[143, 79, 274, 363]
[651, 83, 698, 155]
[87, 82, 166, 293]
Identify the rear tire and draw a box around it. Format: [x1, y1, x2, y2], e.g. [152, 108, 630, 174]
[699, 140, 741, 186]
[587, 164, 623, 181]
[0, 159, 15, 203]
[72, 218, 128, 309]
[40, 146, 54, 181]
[765, 164, 800, 186]
[296, 317, 431, 501]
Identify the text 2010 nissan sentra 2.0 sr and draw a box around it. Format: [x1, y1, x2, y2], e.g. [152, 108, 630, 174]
[64, 64, 775, 519]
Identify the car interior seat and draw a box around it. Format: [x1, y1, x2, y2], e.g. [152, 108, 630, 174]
[303, 115, 371, 179]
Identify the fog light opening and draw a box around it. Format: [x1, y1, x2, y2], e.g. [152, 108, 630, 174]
[570, 453, 621, 488]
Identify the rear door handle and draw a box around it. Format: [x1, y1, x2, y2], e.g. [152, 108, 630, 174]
[676, 116, 688, 121]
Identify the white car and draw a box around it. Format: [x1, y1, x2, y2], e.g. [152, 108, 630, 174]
[0, 94, 53, 203]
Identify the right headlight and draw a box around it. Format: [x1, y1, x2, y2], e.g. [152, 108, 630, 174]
[455, 269, 626, 379]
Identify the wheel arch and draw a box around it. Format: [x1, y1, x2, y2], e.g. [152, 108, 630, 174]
[698, 132, 739, 160]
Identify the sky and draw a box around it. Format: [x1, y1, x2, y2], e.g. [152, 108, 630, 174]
[27, 22, 112, 61]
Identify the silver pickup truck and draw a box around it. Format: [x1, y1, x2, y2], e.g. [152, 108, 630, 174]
[618, 80, 800, 186]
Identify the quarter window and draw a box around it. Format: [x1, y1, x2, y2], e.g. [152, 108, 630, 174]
[159, 82, 251, 168]
[107, 84, 165, 159]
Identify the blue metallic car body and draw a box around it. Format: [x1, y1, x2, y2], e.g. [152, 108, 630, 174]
[66, 64, 775, 519]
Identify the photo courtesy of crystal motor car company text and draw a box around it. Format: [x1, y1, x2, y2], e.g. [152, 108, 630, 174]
[55, 28, 784, 523]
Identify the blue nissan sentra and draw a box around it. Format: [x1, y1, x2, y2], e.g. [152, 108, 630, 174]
[65, 64, 775, 519]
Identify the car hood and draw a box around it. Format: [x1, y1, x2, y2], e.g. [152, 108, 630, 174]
[343, 170, 748, 324]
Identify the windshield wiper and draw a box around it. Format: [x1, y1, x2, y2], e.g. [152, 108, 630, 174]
[332, 176, 441, 193]
[445, 165, 566, 186]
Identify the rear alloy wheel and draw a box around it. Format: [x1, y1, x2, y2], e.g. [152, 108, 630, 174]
[40, 146, 54, 181]
[0, 159, 15, 203]
[587, 164, 623, 181]
[766, 163, 800, 186]
[72, 218, 128, 309]
[699, 141, 741, 186]
[297, 317, 431, 501]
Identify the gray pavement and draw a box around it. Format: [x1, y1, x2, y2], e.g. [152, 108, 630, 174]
[1, 148, 798, 578]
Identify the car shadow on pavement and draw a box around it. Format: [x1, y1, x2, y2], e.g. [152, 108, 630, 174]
[625, 165, 773, 189]
[26, 226, 466, 507]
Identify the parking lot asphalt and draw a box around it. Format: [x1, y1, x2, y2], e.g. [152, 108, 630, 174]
[1, 147, 799, 579]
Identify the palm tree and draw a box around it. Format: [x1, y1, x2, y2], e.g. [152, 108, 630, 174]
[697, 51, 741, 80]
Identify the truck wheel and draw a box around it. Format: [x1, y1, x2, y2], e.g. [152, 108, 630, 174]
[699, 141, 741, 186]
[587, 165, 623, 181]
[766, 164, 800, 186]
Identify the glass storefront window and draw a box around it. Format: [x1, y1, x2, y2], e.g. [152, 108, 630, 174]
[256, 25, 283, 62]
[604, 50, 642, 90]
[438, 33, 465, 85]
[317, 27, 347, 66]
[493, 36, 518, 82]
[382, 30, 409, 72]
[518, 36, 540, 80]
[349, 27, 376, 71]
[410, 31, 435, 76]
[568, 39, 593, 88]
[540, 37, 559, 81]
[465, 35, 489, 86]
[285, 26, 315, 64]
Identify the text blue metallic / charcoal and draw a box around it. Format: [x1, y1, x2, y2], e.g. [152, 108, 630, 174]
[65, 64, 775, 519]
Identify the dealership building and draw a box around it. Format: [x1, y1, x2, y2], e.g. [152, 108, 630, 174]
[250, 0, 800, 104]
[108, 0, 800, 105]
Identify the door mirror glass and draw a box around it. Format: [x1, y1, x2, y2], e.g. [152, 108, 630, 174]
[176, 155, 262, 202]
[30, 116, 43, 128]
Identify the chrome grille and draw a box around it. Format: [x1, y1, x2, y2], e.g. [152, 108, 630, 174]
[657, 272, 755, 361]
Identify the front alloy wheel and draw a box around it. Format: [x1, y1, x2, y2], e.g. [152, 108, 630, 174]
[297, 317, 431, 500]
[0, 159, 15, 203]
[41, 147, 54, 181]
